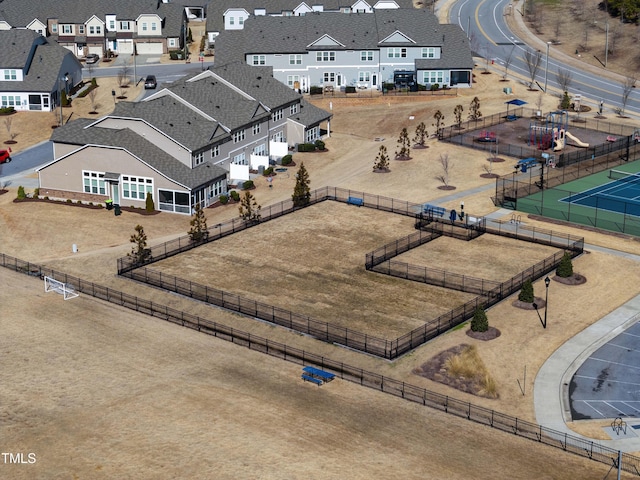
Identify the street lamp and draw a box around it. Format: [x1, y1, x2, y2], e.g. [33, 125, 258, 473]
[460, 201, 465, 221]
[59, 74, 69, 126]
[543, 42, 551, 93]
[532, 276, 551, 329]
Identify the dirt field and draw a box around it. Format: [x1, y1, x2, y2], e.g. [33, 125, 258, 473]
[3, 66, 640, 477]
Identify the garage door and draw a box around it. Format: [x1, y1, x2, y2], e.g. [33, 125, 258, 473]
[136, 42, 163, 55]
[117, 40, 134, 54]
[88, 46, 103, 55]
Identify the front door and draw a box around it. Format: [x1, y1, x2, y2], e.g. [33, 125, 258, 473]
[372, 73, 377, 87]
[337, 74, 342, 87]
[111, 183, 120, 204]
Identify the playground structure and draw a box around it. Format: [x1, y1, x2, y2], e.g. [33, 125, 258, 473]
[528, 111, 589, 152]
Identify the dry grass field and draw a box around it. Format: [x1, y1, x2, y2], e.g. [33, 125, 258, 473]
[3, 68, 640, 478]
[153, 202, 477, 338]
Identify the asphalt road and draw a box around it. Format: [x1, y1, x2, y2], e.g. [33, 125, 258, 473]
[450, 0, 640, 116]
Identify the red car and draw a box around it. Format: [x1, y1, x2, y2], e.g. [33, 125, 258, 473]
[0, 147, 11, 164]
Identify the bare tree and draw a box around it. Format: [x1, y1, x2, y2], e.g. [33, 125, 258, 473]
[502, 46, 515, 80]
[524, 49, 542, 89]
[88, 89, 100, 114]
[117, 62, 132, 97]
[4, 117, 18, 142]
[553, 16, 562, 43]
[555, 68, 573, 93]
[435, 153, 454, 189]
[608, 22, 623, 57]
[620, 76, 637, 116]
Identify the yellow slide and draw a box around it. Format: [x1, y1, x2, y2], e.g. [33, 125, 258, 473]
[565, 131, 589, 147]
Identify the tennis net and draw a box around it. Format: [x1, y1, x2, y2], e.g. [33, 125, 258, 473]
[608, 169, 640, 184]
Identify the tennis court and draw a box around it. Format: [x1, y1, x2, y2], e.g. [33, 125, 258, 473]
[515, 159, 640, 236]
[560, 169, 640, 217]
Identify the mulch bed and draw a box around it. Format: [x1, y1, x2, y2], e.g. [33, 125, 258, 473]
[553, 274, 587, 285]
[480, 173, 500, 179]
[412, 343, 499, 398]
[486, 157, 506, 163]
[12, 197, 160, 215]
[466, 326, 501, 341]
[437, 185, 456, 190]
[373, 168, 390, 173]
[512, 297, 546, 310]
[0, 189, 8, 196]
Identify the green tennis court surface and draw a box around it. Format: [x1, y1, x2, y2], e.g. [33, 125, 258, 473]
[517, 159, 640, 236]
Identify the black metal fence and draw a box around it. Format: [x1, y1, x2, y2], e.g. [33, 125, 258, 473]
[118, 189, 584, 359]
[1, 252, 638, 476]
[441, 107, 638, 161]
[118, 187, 422, 274]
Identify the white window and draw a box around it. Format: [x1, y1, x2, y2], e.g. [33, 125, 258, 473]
[211, 145, 220, 158]
[421, 47, 436, 58]
[253, 143, 267, 156]
[3, 70, 17, 80]
[252, 55, 265, 65]
[289, 54, 302, 65]
[1, 95, 20, 107]
[358, 71, 370, 82]
[287, 75, 300, 88]
[83, 171, 107, 195]
[306, 126, 319, 143]
[78, 25, 85, 34]
[252, 124, 260, 135]
[316, 51, 335, 62]
[323, 72, 335, 83]
[232, 152, 247, 165]
[421, 70, 444, 84]
[272, 131, 284, 142]
[229, 17, 235, 25]
[209, 180, 224, 197]
[233, 130, 245, 143]
[388, 48, 407, 58]
[290, 104, 298, 115]
[159, 189, 190, 214]
[120, 21, 130, 31]
[51, 24, 58, 33]
[273, 109, 283, 121]
[142, 23, 148, 32]
[61, 25, 72, 34]
[284, 11, 293, 16]
[361, 51, 373, 61]
[194, 151, 205, 166]
[109, 20, 115, 30]
[95, 25, 102, 35]
[168, 38, 177, 47]
[123, 175, 153, 200]
[151, 22, 157, 31]
[342, 8, 350, 13]
[239, 17, 244, 25]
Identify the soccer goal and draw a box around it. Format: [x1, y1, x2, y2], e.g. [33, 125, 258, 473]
[44, 276, 79, 300]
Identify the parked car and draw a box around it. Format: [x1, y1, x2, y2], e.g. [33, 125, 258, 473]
[0, 148, 11, 164]
[144, 75, 157, 89]
[85, 53, 100, 65]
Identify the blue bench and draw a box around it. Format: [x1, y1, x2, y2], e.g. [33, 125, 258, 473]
[303, 366, 336, 382]
[302, 374, 323, 386]
[347, 196, 364, 207]
[517, 157, 538, 173]
[422, 204, 446, 218]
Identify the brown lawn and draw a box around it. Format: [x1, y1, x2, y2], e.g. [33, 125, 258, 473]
[2, 68, 640, 478]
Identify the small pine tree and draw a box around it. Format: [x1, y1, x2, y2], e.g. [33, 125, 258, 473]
[127, 224, 151, 264]
[413, 122, 428, 147]
[239, 191, 261, 222]
[373, 145, 390, 171]
[145, 192, 155, 213]
[557, 252, 574, 278]
[17, 185, 26, 199]
[561, 91, 571, 110]
[518, 279, 535, 303]
[395, 127, 411, 160]
[292, 162, 311, 207]
[471, 306, 489, 332]
[187, 27, 193, 43]
[433, 110, 445, 137]
[468, 97, 482, 121]
[454, 104, 464, 128]
[188, 204, 209, 243]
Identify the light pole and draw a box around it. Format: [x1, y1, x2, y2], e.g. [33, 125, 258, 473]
[544, 42, 551, 93]
[59, 74, 69, 127]
[533, 276, 551, 329]
[460, 201, 465, 221]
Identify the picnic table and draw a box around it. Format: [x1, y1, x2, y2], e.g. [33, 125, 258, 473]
[302, 366, 336, 385]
